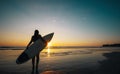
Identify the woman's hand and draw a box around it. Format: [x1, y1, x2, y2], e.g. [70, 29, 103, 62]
[44, 40, 48, 46]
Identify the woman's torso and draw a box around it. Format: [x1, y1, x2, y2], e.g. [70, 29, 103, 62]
[32, 35, 41, 42]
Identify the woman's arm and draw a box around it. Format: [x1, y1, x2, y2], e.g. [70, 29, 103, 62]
[26, 37, 33, 49]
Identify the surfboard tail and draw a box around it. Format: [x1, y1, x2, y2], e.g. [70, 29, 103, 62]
[16, 52, 30, 64]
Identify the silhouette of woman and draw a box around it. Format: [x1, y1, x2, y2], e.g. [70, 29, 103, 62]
[26, 30, 46, 74]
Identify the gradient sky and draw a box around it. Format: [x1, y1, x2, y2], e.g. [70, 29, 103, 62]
[0, 0, 120, 46]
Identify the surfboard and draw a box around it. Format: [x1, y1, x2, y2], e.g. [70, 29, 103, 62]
[16, 33, 54, 64]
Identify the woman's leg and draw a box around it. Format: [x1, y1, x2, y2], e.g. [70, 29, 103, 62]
[32, 57, 35, 73]
[36, 53, 40, 73]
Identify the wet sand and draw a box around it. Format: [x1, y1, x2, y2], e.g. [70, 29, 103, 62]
[41, 71, 66, 74]
[0, 48, 120, 74]
[95, 52, 120, 74]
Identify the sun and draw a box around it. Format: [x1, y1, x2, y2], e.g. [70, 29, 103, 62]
[48, 42, 52, 47]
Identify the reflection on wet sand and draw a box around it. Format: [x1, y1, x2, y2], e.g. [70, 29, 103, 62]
[95, 52, 120, 74]
[41, 70, 66, 74]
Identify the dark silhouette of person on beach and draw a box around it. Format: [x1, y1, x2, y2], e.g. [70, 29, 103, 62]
[26, 30, 46, 74]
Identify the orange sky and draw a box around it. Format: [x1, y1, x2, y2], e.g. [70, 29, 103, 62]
[0, 35, 119, 47]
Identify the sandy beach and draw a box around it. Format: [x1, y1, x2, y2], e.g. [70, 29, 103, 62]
[0, 47, 120, 74]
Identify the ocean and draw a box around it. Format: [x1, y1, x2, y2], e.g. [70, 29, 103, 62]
[0, 47, 120, 74]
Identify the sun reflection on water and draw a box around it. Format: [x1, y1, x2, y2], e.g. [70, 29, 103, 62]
[47, 48, 50, 57]
[47, 42, 51, 57]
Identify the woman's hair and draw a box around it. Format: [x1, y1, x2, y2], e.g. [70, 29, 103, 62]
[34, 30, 39, 35]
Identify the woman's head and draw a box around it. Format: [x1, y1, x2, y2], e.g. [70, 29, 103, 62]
[34, 30, 39, 36]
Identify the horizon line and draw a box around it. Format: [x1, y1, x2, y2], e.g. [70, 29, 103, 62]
[0, 45, 101, 48]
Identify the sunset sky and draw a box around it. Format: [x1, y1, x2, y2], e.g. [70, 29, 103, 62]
[0, 0, 120, 47]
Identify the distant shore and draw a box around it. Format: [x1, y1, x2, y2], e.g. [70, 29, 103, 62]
[102, 43, 120, 47]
